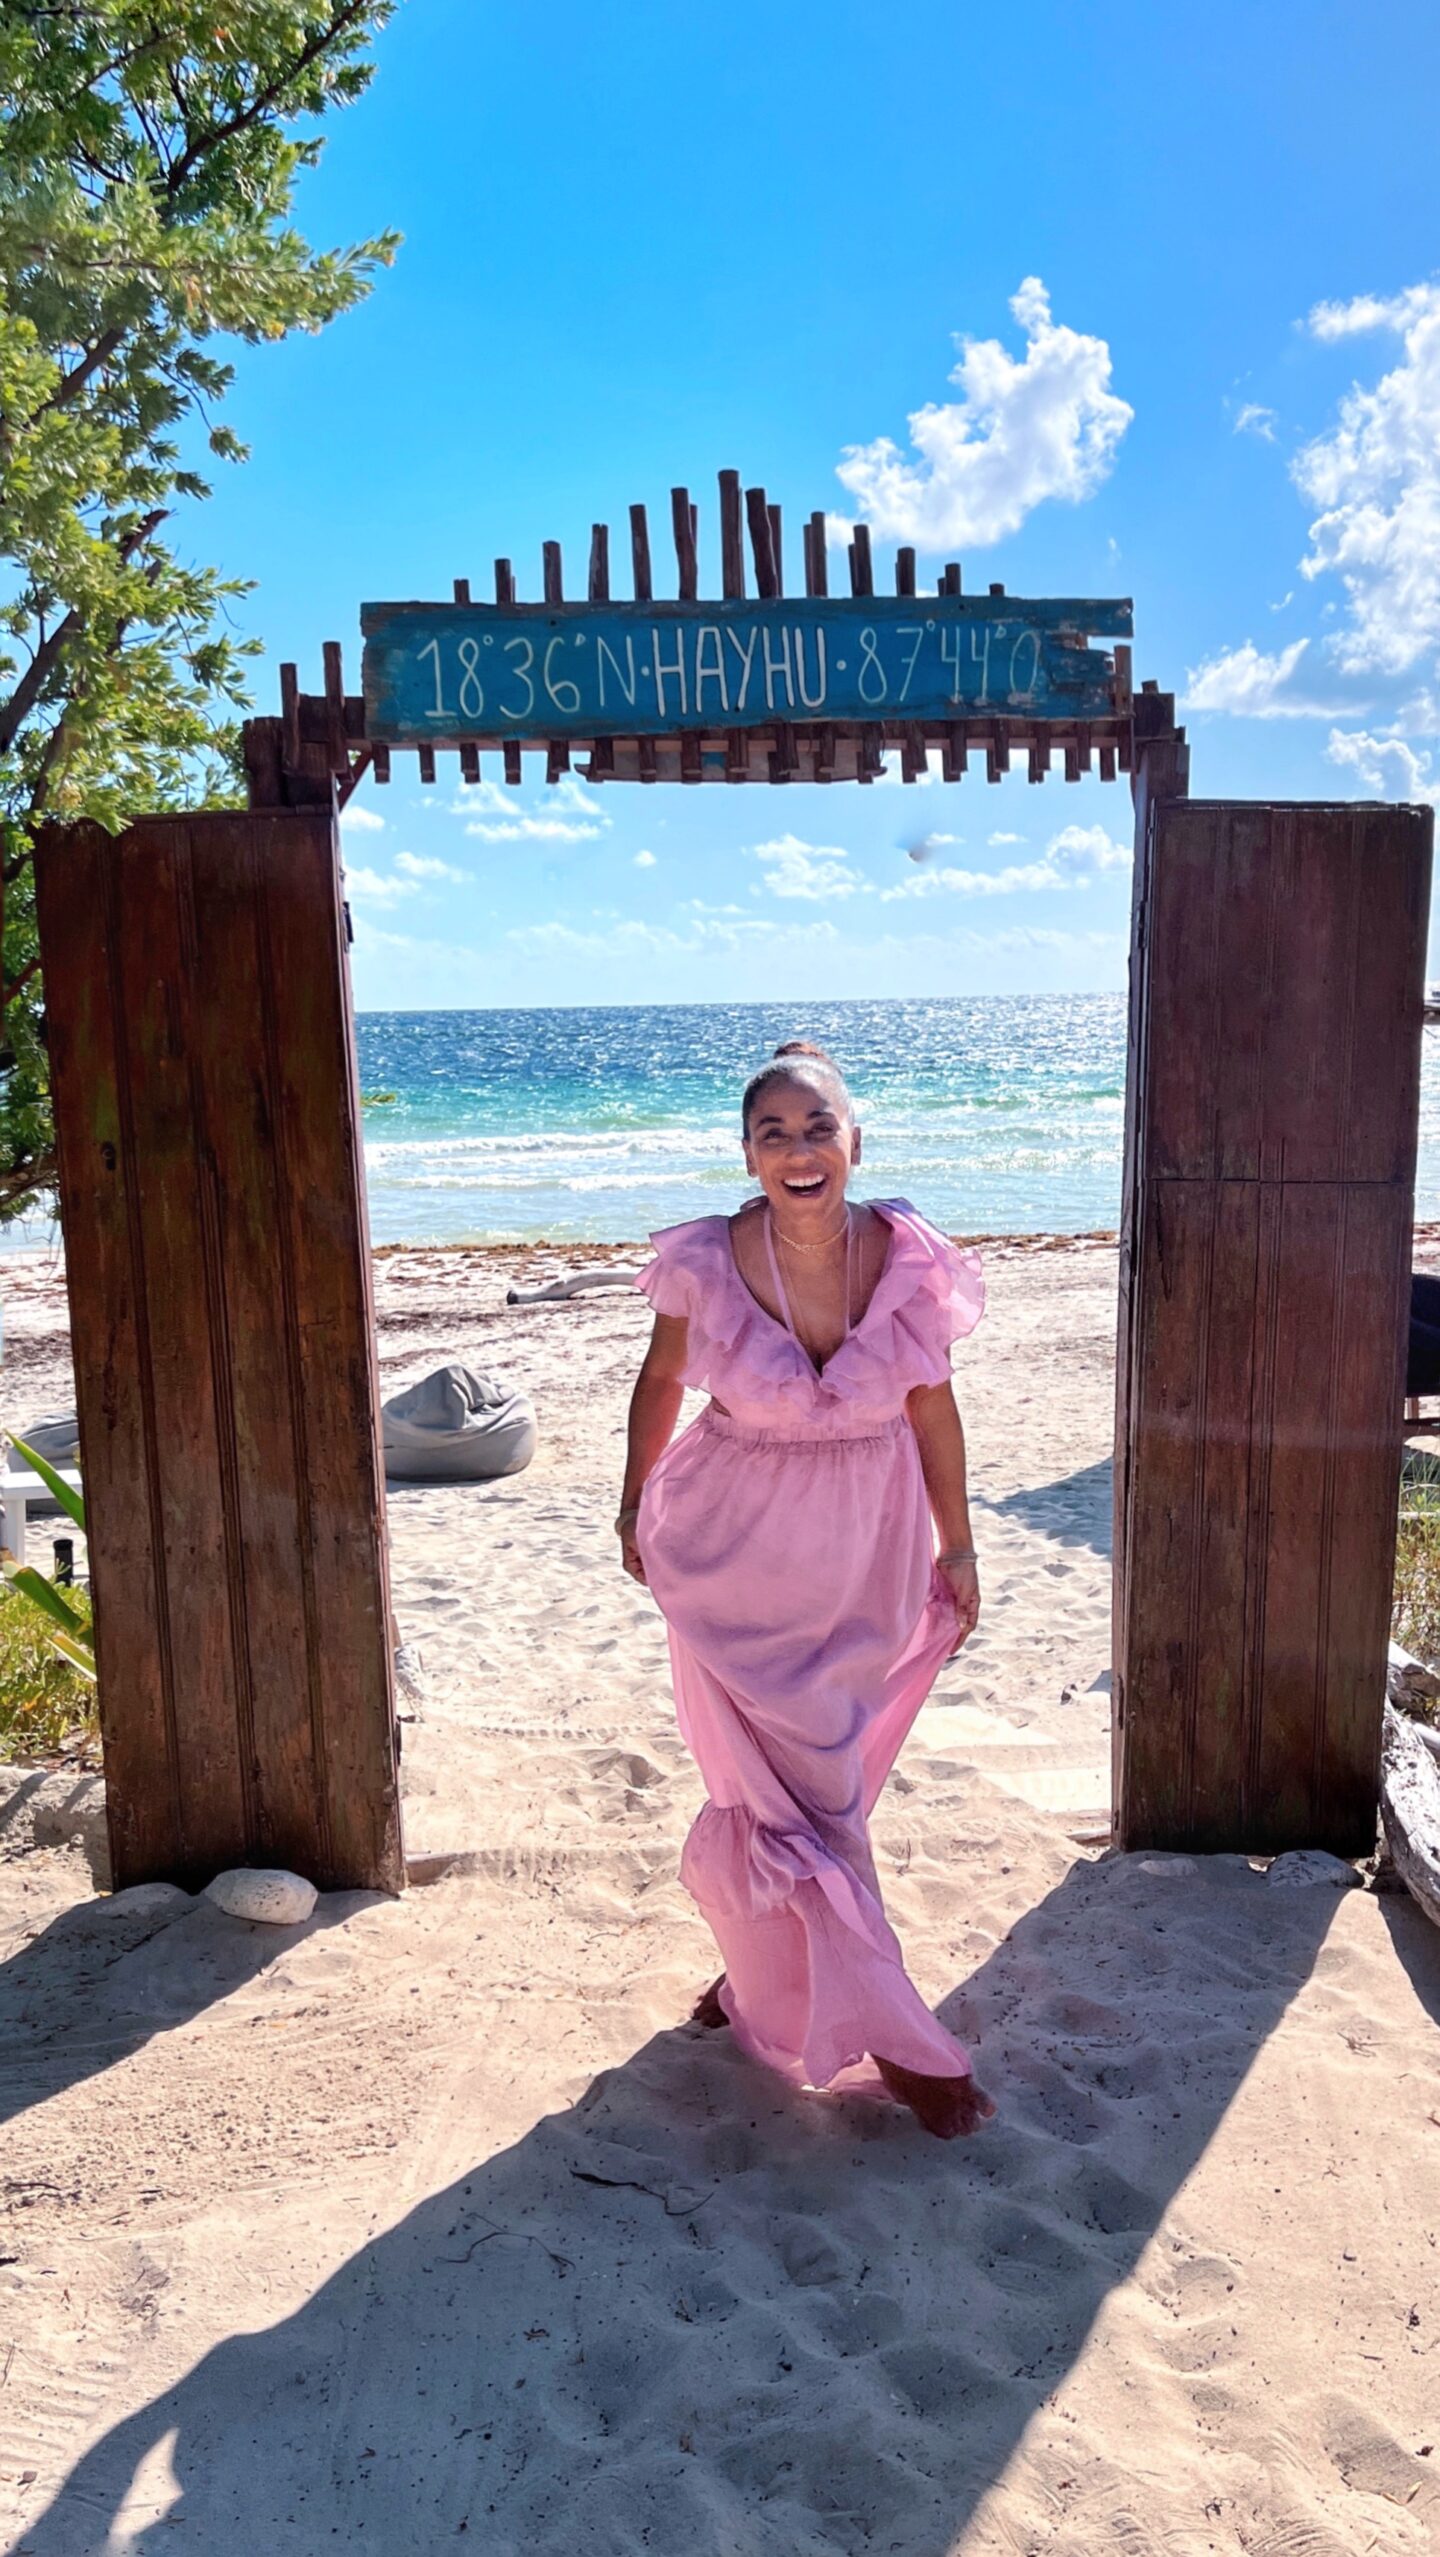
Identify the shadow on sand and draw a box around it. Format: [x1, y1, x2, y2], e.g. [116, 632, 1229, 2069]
[989, 1455, 1113, 1561]
[16, 1835, 1421, 2557]
[0, 1889, 372, 2142]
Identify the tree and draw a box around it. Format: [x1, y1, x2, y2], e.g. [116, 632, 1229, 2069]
[0, 2, 399, 1216]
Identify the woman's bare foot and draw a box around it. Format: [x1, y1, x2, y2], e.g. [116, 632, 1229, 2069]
[875, 2057, 996, 2139]
[692, 1975, 728, 2029]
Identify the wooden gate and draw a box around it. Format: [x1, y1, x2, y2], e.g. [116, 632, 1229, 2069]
[1114, 798, 1433, 1854]
[35, 809, 402, 1894]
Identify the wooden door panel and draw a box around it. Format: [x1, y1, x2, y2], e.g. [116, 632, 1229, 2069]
[36, 810, 401, 1894]
[1115, 798, 1430, 1855]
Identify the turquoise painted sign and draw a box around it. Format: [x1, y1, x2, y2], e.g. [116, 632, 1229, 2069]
[361, 596, 1131, 743]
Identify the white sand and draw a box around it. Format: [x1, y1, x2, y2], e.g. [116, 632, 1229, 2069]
[2, 1236, 1440, 2555]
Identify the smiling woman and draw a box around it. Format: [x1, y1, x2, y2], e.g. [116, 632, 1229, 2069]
[615, 1039, 995, 2141]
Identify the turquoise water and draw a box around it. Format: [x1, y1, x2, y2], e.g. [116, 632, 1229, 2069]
[8, 995, 1439, 1253]
[355, 996, 1131, 1243]
[355, 996, 1440, 1244]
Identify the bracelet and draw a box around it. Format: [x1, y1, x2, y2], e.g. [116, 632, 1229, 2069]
[937, 1545, 977, 1566]
[614, 1504, 640, 1535]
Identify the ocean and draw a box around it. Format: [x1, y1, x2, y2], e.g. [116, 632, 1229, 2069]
[355, 995, 1440, 1246]
[356, 994, 1125, 1245]
[5, 996, 1439, 1257]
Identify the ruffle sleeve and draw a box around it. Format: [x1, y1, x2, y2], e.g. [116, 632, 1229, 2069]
[633, 1217, 731, 1388]
[833, 1200, 985, 1400]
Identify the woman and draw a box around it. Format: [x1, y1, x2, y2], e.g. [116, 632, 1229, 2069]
[616, 1041, 995, 2139]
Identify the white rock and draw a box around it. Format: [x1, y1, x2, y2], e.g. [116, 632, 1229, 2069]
[1137, 1855, 1198, 1876]
[107, 1882, 192, 1916]
[204, 1867, 317, 1925]
[394, 1640, 428, 1713]
[1265, 1849, 1359, 1890]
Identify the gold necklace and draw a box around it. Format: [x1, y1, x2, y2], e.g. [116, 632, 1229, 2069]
[772, 1205, 850, 1255]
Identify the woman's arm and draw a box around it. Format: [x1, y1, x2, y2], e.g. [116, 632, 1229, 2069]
[616, 1312, 690, 1583]
[906, 1377, 980, 1646]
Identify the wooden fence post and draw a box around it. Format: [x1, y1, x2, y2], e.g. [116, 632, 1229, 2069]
[35, 808, 402, 1894]
[1113, 776, 1432, 1853]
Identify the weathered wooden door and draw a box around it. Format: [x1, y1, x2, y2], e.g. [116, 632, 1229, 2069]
[35, 809, 402, 1894]
[1114, 799, 1433, 1855]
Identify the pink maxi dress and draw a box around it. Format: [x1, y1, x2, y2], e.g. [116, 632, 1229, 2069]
[635, 1198, 985, 2091]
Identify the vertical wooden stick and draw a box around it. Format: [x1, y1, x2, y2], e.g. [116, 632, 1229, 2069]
[671, 488, 698, 600]
[322, 641, 348, 777]
[545, 543, 571, 771]
[587, 527, 614, 778]
[495, 559, 521, 784]
[280, 662, 301, 775]
[768, 503, 784, 595]
[746, 487, 779, 598]
[720, 471, 746, 779]
[896, 548, 916, 597]
[719, 471, 745, 598]
[629, 504, 653, 603]
[805, 512, 829, 598]
[849, 526, 874, 597]
[451, 579, 477, 780]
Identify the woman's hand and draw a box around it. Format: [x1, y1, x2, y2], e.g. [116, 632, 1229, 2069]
[937, 1549, 980, 1652]
[616, 1508, 646, 1585]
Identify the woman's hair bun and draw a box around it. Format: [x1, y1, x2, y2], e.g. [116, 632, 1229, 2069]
[740, 1038, 852, 1131]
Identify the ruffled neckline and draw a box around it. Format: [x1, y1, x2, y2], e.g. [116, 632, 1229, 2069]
[644, 1197, 982, 1415]
[724, 1199, 901, 1380]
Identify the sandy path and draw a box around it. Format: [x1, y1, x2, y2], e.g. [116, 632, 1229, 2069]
[1, 1237, 1438, 2555]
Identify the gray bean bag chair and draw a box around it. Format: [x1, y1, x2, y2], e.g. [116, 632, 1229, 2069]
[382, 1364, 536, 1485]
[9, 1410, 81, 1471]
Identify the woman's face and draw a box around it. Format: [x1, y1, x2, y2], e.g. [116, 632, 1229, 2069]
[742, 1072, 861, 1220]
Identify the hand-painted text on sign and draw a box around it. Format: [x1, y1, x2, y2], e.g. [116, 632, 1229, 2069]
[361, 596, 1132, 745]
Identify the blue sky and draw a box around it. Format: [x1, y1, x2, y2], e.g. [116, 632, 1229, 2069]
[201, 0, 1440, 1008]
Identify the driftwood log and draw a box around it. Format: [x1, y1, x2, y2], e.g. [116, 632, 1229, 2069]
[1380, 1699, 1440, 1930]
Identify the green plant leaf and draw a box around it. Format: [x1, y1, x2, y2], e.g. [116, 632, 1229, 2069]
[6, 1434, 85, 1530]
[43, 1629, 97, 1682]
[2, 1561, 93, 1648]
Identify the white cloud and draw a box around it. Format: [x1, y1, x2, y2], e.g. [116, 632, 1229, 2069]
[459, 773, 612, 843]
[1182, 636, 1345, 718]
[339, 802, 385, 833]
[633, 848, 657, 868]
[1307, 284, 1438, 342]
[1295, 281, 1440, 675]
[507, 916, 842, 961]
[1047, 822, 1130, 871]
[832, 276, 1132, 548]
[395, 850, 467, 882]
[879, 818, 1128, 901]
[1234, 402, 1278, 442]
[343, 864, 418, 905]
[750, 833, 869, 900]
[988, 830, 1025, 846]
[1324, 726, 1440, 805]
[881, 858, 1069, 902]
